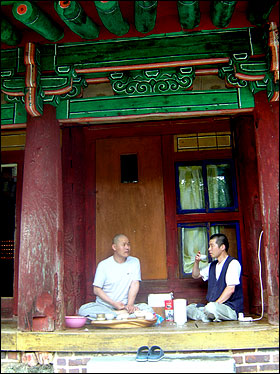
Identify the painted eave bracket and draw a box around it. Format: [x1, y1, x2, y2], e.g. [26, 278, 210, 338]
[1, 24, 278, 126]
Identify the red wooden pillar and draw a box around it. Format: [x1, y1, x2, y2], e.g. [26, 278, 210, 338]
[18, 105, 65, 331]
[232, 115, 263, 315]
[162, 135, 178, 280]
[62, 127, 86, 315]
[254, 91, 279, 325]
[84, 136, 96, 303]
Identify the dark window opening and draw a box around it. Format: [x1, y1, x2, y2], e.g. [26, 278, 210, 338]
[121, 154, 138, 183]
[1, 164, 17, 297]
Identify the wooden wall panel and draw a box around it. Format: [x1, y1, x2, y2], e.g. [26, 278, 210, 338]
[96, 136, 167, 280]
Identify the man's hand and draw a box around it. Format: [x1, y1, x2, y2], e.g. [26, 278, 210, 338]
[125, 304, 139, 314]
[94, 286, 125, 310]
[113, 301, 126, 310]
[192, 251, 202, 279]
[215, 285, 235, 304]
[195, 251, 205, 262]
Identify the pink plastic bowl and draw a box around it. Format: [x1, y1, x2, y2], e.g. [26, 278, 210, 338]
[65, 316, 87, 328]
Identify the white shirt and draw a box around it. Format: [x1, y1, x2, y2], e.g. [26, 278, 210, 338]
[200, 256, 241, 286]
[93, 255, 141, 307]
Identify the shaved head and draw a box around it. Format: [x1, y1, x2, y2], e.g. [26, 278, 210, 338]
[112, 234, 128, 245]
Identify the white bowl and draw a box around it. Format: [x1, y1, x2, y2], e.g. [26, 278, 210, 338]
[105, 313, 115, 320]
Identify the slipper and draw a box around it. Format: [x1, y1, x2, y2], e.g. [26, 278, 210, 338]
[147, 345, 164, 361]
[136, 345, 149, 362]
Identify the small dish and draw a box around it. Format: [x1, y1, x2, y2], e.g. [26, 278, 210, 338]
[145, 311, 155, 320]
[105, 313, 115, 320]
[96, 313, 106, 321]
[134, 310, 146, 319]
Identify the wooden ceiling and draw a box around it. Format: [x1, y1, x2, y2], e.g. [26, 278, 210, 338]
[1, 1, 279, 48]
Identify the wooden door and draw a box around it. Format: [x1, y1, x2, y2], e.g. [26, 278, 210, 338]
[96, 136, 167, 280]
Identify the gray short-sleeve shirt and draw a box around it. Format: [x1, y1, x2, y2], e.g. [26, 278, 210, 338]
[93, 255, 141, 307]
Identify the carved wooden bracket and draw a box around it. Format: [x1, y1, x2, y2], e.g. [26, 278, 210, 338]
[109, 67, 194, 95]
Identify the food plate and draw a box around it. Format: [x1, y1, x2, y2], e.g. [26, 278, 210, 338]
[90, 317, 157, 329]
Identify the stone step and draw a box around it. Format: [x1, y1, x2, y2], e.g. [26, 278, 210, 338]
[87, 353, 236, 373]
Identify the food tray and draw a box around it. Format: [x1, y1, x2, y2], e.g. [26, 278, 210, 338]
[90, 317, 157, 329]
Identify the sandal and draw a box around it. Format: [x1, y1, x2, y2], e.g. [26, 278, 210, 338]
[136, 345, 149, 362]
[147, 345, 164, 361]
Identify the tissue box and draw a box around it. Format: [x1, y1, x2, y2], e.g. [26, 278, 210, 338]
[148, 293, 173, 318]
[147, 293, 173, 307]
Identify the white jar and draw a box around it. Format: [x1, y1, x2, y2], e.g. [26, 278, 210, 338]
[173, 299, 187, 325]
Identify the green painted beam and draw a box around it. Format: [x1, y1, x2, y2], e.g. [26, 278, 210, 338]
[12, 1, 64, 42]
[1, 102, 27, 125]
[56, 87, 254, 121]
[1, 48, 25, 73]
[1, 1, 18, 4]
[1, 16, 21, 45]
[36, 27, 265, 73]
[211, 1, 237, 28]
[177, 0, 200, 30]
[135, 1, 158, 34]
[1, 25, 276, 122]
[247, 0, 278, 26]
[1, 75, 75, 94]
[54, 0, 99, 40]
[1, 76, 25, 92]
[94, 0, 129, 36]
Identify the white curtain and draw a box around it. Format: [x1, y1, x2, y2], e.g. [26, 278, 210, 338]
[210, 225, 222, 235]
[182, 227, 208, 274]
[207, 164, 232, 208]
[179, 165, 204, 210]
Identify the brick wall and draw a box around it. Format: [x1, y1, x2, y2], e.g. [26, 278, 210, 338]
[232, 348, 279, 373]
[1, 351, 21, 364]
[1, 348, 279, 373]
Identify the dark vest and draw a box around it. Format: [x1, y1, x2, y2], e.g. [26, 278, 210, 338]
[206, 256, 244, 316]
